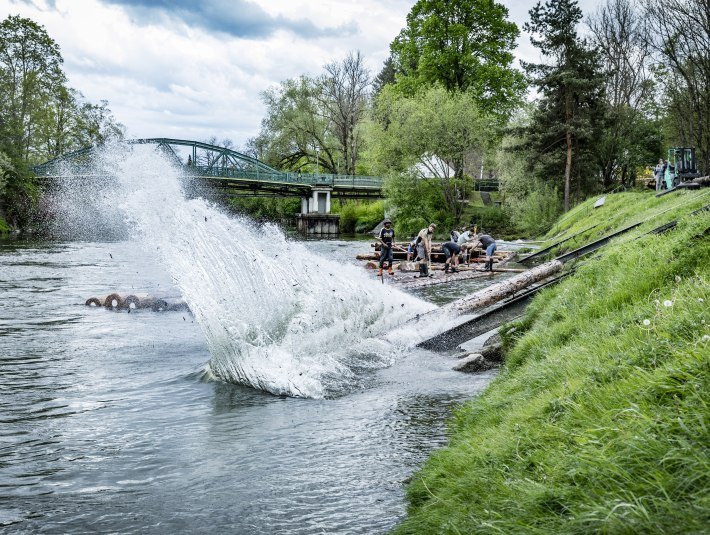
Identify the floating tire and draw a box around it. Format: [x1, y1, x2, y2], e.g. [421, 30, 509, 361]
[151, 299, 168, 312]
[85, 297, 102, 307]
[104, 293, 123, 309]
[122, 295, 140, 310]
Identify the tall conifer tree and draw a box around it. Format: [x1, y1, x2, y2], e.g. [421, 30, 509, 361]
[522, 0, 605, 211]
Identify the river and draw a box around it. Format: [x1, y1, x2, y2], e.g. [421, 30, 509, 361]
[1, 145, 506, 534]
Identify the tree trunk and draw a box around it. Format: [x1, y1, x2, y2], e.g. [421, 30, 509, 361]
[564, 130, 572, 212]
[446, 260, 564, 314]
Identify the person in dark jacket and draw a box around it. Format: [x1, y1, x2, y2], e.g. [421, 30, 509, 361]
[378, 218, 395, 276]
[477, 233, 497, 271]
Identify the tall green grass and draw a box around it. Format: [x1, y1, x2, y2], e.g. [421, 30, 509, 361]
[394, 197, 710, 534]
[533, 190, 710, 260]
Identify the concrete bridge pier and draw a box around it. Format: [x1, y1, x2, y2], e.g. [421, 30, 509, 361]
[297, 187, 339, 237]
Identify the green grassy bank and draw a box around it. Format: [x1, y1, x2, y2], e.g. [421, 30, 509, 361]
[395, 190, 710, 534]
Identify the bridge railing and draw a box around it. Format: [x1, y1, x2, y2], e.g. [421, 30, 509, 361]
[193, 165, 383, 189]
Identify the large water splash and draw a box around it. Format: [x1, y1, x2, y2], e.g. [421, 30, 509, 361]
[62, 144, 436, 397]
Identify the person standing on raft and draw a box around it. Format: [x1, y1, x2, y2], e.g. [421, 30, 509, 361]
[378, 218, 395, 276]
[477, 233, 497, 271]
[414, 223, 436, 277]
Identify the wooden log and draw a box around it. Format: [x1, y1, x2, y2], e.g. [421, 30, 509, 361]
[491, 267, 528, 273]
[445, 260, 563, 314]
[395, 269, 497, 289]
[390, 257, 517, 289]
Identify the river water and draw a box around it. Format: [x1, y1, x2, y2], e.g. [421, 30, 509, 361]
[0, 145, 506, 534]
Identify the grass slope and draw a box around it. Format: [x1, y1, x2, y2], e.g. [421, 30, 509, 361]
[534, 190, 709, 260]
[395, 190, 710, 534]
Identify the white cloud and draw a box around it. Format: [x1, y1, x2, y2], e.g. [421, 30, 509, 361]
[0, 0, 604, 149]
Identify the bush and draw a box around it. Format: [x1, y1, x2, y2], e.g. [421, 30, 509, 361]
[384, 171, 456, 237]
[508, 183, 563, 236]
[463, 205, 517, 238]
[331, 199, 384, 234]
[0, 154, 38, 230]
[227, 197, 300, 221]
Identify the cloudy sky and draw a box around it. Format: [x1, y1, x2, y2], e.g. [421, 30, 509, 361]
[2, 0, 602, 149]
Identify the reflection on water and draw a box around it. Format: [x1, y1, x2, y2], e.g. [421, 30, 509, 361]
[0, 239, 496, 534]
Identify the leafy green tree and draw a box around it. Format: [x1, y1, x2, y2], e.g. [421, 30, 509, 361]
[369, 85, 490, 224]
[522, 0, 606, 211]
[390, 0, 525, 115]
[383, 170, 451, 237]
[74, 98, 124, 149]
[0, 14, 124, 230]
[0, 151, 10, 198]
[0, 152, 37, 229]
[0, 15, 124, 164]
[0, 15, 65, 162]
[255, 75, 333, 172]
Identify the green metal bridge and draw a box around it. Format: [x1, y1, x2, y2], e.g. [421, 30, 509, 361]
[32, 138, 384, 199]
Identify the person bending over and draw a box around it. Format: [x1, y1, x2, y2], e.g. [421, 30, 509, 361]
[442, 240, 461, 274]
[478, 233, 497, 271]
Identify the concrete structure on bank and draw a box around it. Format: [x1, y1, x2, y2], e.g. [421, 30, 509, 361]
[297, 187, 339, 237]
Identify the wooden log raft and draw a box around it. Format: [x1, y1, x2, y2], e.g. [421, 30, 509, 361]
[367, 241, 496, 263]
[388, 251, 517, 289]
[444, 260, 563, 314]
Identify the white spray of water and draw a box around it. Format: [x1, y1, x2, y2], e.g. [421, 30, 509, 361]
[81, 144, 436, 397]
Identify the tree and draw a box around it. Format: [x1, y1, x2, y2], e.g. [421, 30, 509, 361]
[0, 14, 124, 230]
[0, 15, 65, 162]
[522, 0, 605, 211]
[644, 0, 710, 173]
[255, 75, 334, 172]
[587, 0, 660, 188]
[0, 15, 124, 164]
[370, 85, 490, 224]
[319, 51, 370, 175]
[372, 56, 396, 96]
[390, 0, 525, 115]
[255, 52, 370, 175]
[74, 98, 124, 148]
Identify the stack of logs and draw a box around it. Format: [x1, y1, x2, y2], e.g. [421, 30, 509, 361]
[356, 241, 512, 271]
[84, 293, 189, 312]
